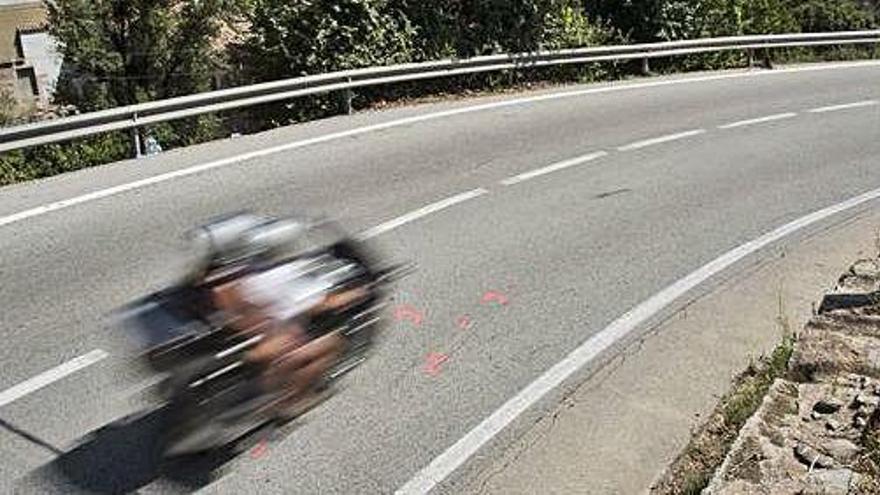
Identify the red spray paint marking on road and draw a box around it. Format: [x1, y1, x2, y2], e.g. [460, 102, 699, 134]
[480, 291, 509, 306]
[424, 353, 449, 376]
[457, 315, 472, 330]
[394, 305, 424, 326]
[250, 439, 269, 459]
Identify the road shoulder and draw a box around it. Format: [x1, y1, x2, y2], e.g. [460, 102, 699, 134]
[467, 207, 880, 494]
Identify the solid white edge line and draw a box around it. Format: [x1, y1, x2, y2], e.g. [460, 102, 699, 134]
[616, 129, 707, 151]
[357, 188, 489, 240]
[3, 60, 880, 229]
[808, 100, 879, 113]
[395, 185, 880, 495]
[0, 349, 108, 408]
[718, 112, 798, 129]
[500, 151, 609, 186]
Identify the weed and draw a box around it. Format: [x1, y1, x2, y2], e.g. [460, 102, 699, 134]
[652, 334, 795, 494]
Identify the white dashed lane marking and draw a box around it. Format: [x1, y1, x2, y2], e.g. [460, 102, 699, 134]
[500, 151, 609, 186]
[718, 112, 798, 129]
[0, 350, 108, 409]
[616, 129, 707, 152]
[808, 100, 878, 113]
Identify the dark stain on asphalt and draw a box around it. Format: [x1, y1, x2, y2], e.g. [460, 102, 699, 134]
[593, 188, 633, 200]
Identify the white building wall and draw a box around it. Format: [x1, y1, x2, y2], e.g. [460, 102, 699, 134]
[19, 30, 61, 100]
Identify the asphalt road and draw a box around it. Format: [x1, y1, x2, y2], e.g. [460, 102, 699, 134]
[2, 61, 880, 494]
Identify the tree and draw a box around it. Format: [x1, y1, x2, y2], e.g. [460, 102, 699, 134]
[242, 0, 415, 81]
[589, 0, 667, 43]
[232, 0, 416, 125]
[654, 0, 746, 40]
[405, 0, 549, 56]
[739, 0, 798, 34]
[0, 0, 251, 185]
[540, 1, 620, 50]
[47, 0, 251, 151]
[49, 0, 249, 111]
[401, 0, 611, 57]
[785, 0, 875, 32]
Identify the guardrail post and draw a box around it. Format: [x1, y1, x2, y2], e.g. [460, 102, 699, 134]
[640, 57, 651, 76]
[747, 48, 755, 68]
[131, 113, 142, 159]
[761, 48, 774, 70]
[341, 77, 354, 115]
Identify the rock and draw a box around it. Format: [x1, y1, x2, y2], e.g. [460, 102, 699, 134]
[802, 469, 856, 495]
[824, 438, 860, 463]
[789, 325, 880, 381]
[831, 259, 880, 294]
[854, 393, 880, 408]
[795, 443, 835, 469]
[851, 259, 880, 279]
[695, 261, 880, 495]
[869, 350, 880, 375]
[813, 398, 844, 415]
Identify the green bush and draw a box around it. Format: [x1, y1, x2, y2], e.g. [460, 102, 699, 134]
[0, 133, 129, 186]
[789, 0, 876, 32]
[234, 0, 416, 124]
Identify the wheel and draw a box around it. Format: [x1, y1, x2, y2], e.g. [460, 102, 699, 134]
[158, 355, 264, 457]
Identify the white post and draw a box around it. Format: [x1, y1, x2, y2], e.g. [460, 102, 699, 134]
[132, 113, 142, 159]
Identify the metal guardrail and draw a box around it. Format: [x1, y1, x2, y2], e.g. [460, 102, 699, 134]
[1, 30, 878, 156]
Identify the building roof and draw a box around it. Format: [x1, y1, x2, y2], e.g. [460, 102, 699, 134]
[0, 1, 46, 63]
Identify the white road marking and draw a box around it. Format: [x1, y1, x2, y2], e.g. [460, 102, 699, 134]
[2, 61, 880, 229]
[616, 129, 706, 151]
[500, 151, 609, 186]
[396, 185, 880, 495]
[357, 188, 488, 240]
[0, 350, 108, 408]
[808, 100, 878, 113]
[718, 112, 798, 129]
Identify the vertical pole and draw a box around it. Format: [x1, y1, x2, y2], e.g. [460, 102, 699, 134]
[762, 48, 774, 70]
[640, 57, 650, 76]
[747, 48, 755, 69]
[343, 77, 353, 116]
[132, 113, 142, 159]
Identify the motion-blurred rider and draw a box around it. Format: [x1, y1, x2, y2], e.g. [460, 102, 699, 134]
[190, 214, 370, 421]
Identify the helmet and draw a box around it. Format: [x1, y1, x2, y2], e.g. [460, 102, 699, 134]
[189, 213, 263, 268]
[245, 218, 307, 261]
[188, 213, 308, 273]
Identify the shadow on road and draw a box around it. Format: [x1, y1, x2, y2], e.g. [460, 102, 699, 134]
[12, 407, 237, 494]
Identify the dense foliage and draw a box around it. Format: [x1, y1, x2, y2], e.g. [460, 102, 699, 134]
[0, 0, 248, 185]
[49, 0, 249, 109]
[2, 0, 878, 186]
